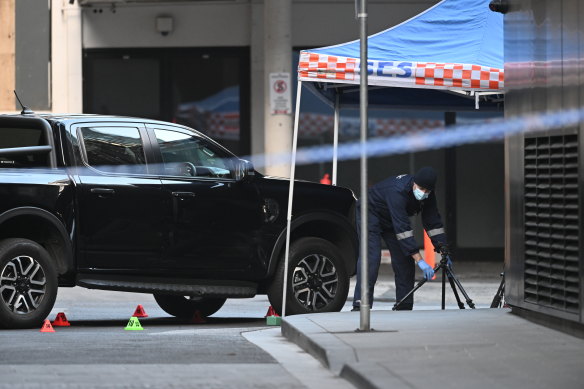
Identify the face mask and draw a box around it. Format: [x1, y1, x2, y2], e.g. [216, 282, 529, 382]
[413, 187, 429, 201]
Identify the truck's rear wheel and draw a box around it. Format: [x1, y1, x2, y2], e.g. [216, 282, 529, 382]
[0, 238, 58, 329]
[267, 237, 349, 316]
[153, 294, 226, 318]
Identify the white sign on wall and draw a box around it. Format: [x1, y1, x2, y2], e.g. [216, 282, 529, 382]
[269, 72, 292, 115]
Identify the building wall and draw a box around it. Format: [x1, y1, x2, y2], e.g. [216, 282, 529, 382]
[16, 0, 50, 110]
[457, 142, 505, 249]
[82, 1, 251, 48]
[82, 1, 439, 49]
[505, 0, 583, 327]
[0, 0, 15, 111]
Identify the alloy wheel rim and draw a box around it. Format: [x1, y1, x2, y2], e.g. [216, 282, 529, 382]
[0, 256, 46, 314]
[292, 253, 338, 311]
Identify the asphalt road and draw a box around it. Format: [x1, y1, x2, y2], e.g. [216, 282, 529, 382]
[0, 261, 500, 388]
[0, 287, 354, 389]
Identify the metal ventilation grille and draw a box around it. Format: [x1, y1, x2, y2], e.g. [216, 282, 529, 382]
[524, 134, 580, 314]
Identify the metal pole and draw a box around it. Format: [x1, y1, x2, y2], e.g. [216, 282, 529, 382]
[332, 92, 340, 186]
[281, 81, 303, 318]
[358, 0, 370, 332]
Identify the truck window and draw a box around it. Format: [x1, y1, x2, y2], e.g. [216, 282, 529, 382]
[80, 127, 147, 174]
[0, 128, 48, 168]
[153, 128, 233, 178]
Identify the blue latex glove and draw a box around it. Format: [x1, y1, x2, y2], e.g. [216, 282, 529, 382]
[417, 259, 435, 280]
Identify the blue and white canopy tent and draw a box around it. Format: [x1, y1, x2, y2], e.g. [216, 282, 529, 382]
[296, 0, 504, 182]
[299, 0, 503, 109]
[280, 0, 504, 315]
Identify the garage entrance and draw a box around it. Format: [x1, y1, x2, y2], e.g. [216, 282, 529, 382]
[83, 47, 250, 155]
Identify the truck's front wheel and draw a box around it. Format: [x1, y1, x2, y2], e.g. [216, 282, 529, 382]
[0, 238, 58, 329]
[267, 237, 349, 316]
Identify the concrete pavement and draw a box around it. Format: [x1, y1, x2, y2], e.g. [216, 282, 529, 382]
[282, 309, 584, 389]
[282, 262, 584, 389]
[347, 259, 504, 308]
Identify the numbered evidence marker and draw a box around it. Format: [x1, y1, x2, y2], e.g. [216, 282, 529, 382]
[266, 315, 282, 326]
[40, 319, 56, 333]
[124, 316, 144, 331]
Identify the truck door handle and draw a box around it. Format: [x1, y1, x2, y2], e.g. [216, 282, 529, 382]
[90, 188, 115, 195]
[172, 191, 196, 198]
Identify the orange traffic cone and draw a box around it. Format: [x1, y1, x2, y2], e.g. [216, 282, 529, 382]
[52, 312, 71, 327]
[423, 230, 435, 269]
[264, 306, 280, 318]
[320, 173, 332, 185]
[40, 319, 55, 333]
[424, 230, 437, 280]
[132, 304, 148, 318]
[191, 310, 206, 324]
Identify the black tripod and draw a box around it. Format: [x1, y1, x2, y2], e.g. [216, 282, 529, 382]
[490, 272, 505, 308]
[392, 246, 475, 310]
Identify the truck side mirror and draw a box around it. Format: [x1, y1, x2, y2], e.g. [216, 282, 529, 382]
[235, 159, 255, 181]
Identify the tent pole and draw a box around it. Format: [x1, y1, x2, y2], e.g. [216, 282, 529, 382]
[281, 80, 303, 318]
[332, 92, 340, 186]
[358, 0, 370, 331]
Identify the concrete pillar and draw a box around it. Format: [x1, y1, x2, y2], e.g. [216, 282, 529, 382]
[51, 0, 83, 113]
[0, 0, 15, 111]
[263, 0, 292, 177]
[251, 1, 265, 165]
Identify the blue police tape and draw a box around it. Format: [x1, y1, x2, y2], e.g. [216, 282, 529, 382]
[245, 107, 584, 169]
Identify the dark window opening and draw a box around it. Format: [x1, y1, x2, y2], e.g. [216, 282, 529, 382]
[83, 48, 250, 156]
[0, 127, 48, 168]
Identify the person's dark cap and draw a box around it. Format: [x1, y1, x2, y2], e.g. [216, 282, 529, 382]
[413, 167, 437, 191]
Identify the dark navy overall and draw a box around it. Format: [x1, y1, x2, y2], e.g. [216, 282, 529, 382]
[353, 174, 447, 310]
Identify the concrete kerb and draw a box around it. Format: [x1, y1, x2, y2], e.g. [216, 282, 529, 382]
[282, 314, 410, 389]
[340, 362, 411, 389]
[281, 314, 357, 374]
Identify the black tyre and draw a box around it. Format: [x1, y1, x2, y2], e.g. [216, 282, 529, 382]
[267, 237, 349, 316]
[153, 294, 226, 318]
[0, 238, 58, 329]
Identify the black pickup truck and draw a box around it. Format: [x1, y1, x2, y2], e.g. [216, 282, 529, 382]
[0, 113, 357, 328]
